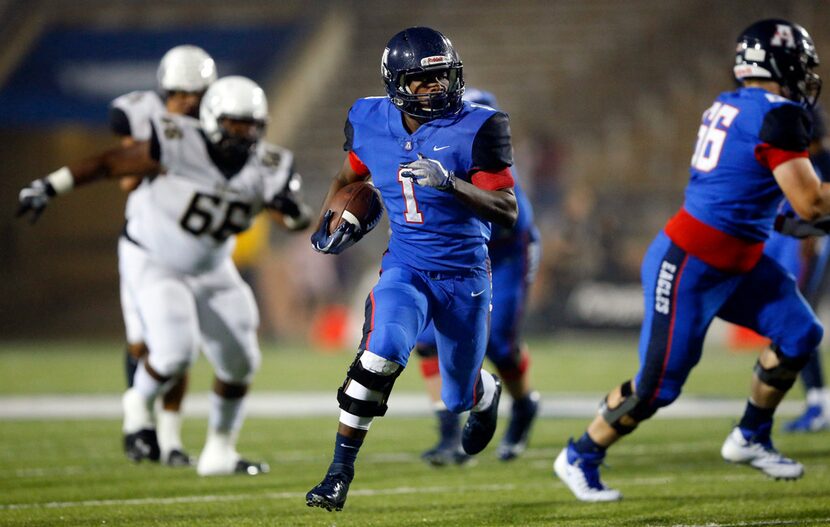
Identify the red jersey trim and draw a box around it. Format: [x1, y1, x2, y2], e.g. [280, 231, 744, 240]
[663, 207, 764, 273]
[754, 143, 809, 170]
[348, 150, 370, 176]
[471, 167, 514, 191]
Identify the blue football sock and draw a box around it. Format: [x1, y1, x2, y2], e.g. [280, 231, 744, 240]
[437, 409, 461, 446]
[330, 433, 362, 479]
[573, 432, 605, 456]
[738, 400, 775, 444]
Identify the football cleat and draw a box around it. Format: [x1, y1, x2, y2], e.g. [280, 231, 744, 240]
[124, 429, 161, 463]
[197, 442, 268, 476]
[497, 390, 541, 461]
[553, 440, 621, 502]
[721, 427, 804, 480]
[306, 466, 353, 512]
[420, 443, 473, 467]
[461, 376, 502, 455]
[783, 405, 829, 433]
[164, 449, 194, 467]
[235, 459, 270, 476]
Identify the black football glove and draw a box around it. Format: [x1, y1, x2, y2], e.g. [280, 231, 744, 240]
[16, 178, 56, 224]
[310, 210, 363, 254]
[774, 213, 830, 239]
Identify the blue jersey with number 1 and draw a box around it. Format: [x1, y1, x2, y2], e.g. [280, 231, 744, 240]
[345, 97, 513, 272]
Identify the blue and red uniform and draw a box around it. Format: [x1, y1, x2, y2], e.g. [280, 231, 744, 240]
[635, 87, 822, 408]
[346, 96, 514, 412]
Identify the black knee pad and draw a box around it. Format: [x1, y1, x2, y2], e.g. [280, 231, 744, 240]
[337, 351, 403, 417]
[755, 345, 811, 391]
[600, 380, 657, 435]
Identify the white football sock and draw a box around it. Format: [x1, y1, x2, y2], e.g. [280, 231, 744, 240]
[209, 392, 246, 434]
[157, 410, 184, 456]
[471, 370, 498, 412]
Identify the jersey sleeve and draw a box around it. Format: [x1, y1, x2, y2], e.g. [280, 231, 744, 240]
[471, 112, 513, 171]
[759, 104, 812, 152]
[109, 106, 132, 137]
[343, 117, 355, 152]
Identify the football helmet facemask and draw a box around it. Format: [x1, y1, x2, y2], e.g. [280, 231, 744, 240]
[382, 27, 464, 120]
[200, 76, 268, 158]
[157, 45, 217, 94]
[734, 19, 821, 107]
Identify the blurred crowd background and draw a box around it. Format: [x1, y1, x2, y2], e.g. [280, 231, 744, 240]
[1, 0, 828, 345]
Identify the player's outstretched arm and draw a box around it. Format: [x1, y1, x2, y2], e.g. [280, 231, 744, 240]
[775, 157, 830, 221]
[310, 155, 370, 254]
[16, 141, 160, 224]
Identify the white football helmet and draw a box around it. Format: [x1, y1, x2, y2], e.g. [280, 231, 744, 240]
[200, 75, 269, 145]
[157, 45, 217, 93]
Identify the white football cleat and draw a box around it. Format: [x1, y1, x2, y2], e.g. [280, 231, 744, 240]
[196, 432, 269, 476]
[721, 427, 804, 480]
[197, 440, 241, 476]
[554, 444, 621, 502]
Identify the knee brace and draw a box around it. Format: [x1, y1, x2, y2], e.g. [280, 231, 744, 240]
[337, 350, 403, 423]
[600, 380, 658, 435]
[754, 345, 811, 391]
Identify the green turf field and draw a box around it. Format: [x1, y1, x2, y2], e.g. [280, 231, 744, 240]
[1, 336, 829, 526]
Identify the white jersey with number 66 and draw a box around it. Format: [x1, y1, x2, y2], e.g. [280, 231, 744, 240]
[125, 112, 295, 274]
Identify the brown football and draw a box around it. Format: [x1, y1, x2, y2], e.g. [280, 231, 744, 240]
[327, 181, 383, 234]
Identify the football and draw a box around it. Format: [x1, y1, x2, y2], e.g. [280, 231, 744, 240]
[327, 181, 383, 235]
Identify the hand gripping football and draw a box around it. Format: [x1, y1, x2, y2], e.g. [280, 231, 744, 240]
[327, 181, 383, 235]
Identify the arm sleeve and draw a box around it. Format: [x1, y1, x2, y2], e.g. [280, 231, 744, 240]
[759, 104, 812, 151]
[149, 123, 161, 162]
[109, 107, 132, 137]
[471, 112, 513, 171]
[343, 117, 355, 152]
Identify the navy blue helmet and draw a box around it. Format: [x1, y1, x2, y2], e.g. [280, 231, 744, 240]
[381, 27, 464, 119]
[463, 87, 498, 110]
[734, 18, 821, 107]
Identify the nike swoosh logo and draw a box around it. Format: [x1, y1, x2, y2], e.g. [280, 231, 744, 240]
[471, 290, 486, 297]
[433, 145, 451, 151]
[339, 443, 358, 450]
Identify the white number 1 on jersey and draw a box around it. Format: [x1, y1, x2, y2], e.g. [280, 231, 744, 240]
[691, 102, 740, 172]
[398, 169, 424, 223]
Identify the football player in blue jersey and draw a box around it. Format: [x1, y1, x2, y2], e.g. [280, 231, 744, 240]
[415, 88, 542, 466]
[305, 27, 518, 512]
[554, 19, 828, 502]
[770, 104, 830, 432]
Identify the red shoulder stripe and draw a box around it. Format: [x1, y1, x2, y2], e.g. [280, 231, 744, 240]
[754, 143, 808, 170]
[348, 150, 370, 176]
[471, 167, 514, 191]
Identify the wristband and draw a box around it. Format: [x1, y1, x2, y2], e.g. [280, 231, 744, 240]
[46, 167, 74, 195]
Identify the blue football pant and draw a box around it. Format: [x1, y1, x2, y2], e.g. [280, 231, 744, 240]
[359, 264, 491, 413]
[634, 232, 823, 407]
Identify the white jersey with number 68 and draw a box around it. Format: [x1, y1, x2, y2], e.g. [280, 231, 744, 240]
[125, 112, 295, 274]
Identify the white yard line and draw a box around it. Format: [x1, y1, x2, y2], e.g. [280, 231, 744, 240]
[0, 483, 515, 511]
[664, 521, 830, 527]
[0, 393, 803, 420]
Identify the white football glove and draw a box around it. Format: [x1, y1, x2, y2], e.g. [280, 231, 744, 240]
[399, 153, 455, 191]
